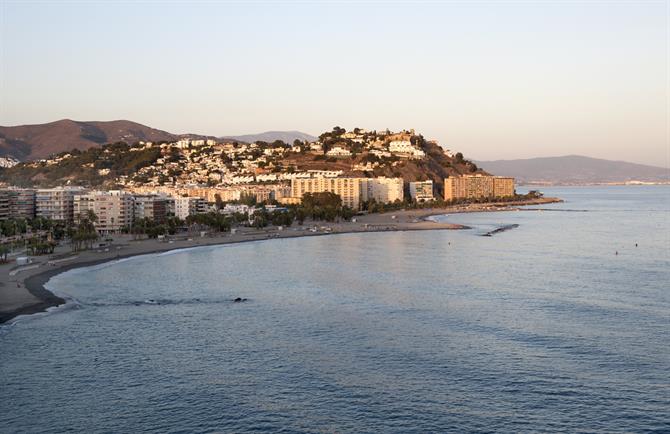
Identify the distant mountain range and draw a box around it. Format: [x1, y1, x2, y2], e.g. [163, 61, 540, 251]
[476, 155, 670, 185]
[0, 119, 317, 161]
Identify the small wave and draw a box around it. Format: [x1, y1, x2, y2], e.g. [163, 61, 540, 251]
[520, 208, 589, 212]
[1, 292, 81, 328]
[84, 298, 250, 308]
[157, 246, 204, 256]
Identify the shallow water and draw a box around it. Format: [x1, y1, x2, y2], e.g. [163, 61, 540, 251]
[1, 186, 669, 433]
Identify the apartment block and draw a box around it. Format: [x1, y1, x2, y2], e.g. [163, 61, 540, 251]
[134, 195, 167, 223]
[291, 177, 361, 209]
[74, 191, 134, 234]
[0, 190, 9, 220]
[409, 181, 434, 202]
[359, 177, 404, 204]
[493, 177, 515, 197]
[8, 189, 36, 219]
[174, 196, 207, 219]
[444, 175, 515, 201]
[36, 187, 86, 222]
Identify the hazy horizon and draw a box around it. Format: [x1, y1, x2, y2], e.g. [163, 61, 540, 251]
[1, 2, 667, 166]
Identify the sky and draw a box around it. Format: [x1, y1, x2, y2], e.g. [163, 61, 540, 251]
[0, 1, 667, 166]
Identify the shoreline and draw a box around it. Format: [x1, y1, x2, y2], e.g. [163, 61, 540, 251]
[0, 196, 561, 325]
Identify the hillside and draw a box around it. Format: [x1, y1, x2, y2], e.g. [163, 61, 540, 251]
[476, 155, 669, 185]
[0, 127, 482, 193]
[221, 131, 317, 144]
[0, 120, 320, 162]
[0, 119, 177, 160]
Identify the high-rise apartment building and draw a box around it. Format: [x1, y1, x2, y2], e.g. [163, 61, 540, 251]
[36, 187, 86, 222]
[409, 181, 434, 202]
[291, 177, 361, 209]
[74, 191, 134, 233]
[134, 195, 167, 223]
[444, 175, 515, 201]
[359, 177, 404, 205]
[173, 196, 207, 219]
[8, 189, 36, 219]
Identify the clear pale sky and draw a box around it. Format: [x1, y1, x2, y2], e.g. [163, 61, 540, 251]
[1, 1, 667, 166]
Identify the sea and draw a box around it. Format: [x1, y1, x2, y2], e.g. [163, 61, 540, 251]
[1, 186, 669, 433]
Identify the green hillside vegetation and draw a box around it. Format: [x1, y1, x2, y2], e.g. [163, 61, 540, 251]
[0, 142, 162, 187]
[0, 127, 485, 193]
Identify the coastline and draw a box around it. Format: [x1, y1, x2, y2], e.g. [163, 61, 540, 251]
[0, 196, 561, 325]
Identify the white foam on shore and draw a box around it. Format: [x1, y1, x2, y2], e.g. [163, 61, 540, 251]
[157, 245, 213, 256]
[1, 284, 80, 328]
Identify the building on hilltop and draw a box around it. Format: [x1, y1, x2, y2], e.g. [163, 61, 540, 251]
[326, 146, 352, 158]
[388, 140, 425, 159]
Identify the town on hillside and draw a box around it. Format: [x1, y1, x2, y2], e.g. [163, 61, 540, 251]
[0, 127, 522, 250]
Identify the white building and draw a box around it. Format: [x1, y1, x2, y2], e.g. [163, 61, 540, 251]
[389, 140, 425, 159]
[359, 177, 404, 204]
[229, 175, 255, 184]
[370, 149, 392, 158]
[409, 181, 434, 202]
[174, 196, 207, 219]
[256, 173, 278, 182]
[326, 146, 352, 157]
[222, 204, 252, 214]
[36, 186, 87, 222]
[73, 190, 134, 233]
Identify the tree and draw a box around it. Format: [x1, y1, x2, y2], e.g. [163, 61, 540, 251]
[295, 207, 306, 225]
[239, 193, 257, 206]
[71, 210, 98, 251]
[214, 194, 224, 210]
[298, 192, 353, 222]
[0, 244, 9, 263]
[332, 126, 346, 136]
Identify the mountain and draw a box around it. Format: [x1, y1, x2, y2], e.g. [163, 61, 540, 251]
[0, 119, 178, 161]
[476, 155, 670, 184]
[0, 120, 318, 161]
[0, 128, 482, 189]
[221, 131, 317, 144]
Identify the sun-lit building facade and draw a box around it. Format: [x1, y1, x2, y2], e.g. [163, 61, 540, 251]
[444, 175, 515, 201]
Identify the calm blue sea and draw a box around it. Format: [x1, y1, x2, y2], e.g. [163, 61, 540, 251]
[1, 186, 669, 433]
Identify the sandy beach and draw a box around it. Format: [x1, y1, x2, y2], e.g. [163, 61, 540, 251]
[0, 196, 560, 324]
